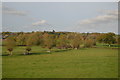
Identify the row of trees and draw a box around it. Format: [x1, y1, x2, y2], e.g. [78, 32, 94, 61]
[2, 31, 119, 55]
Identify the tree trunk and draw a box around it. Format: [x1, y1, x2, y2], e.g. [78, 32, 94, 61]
[47, 48, 51, 53]
[28, 51, 30, 54]
[9, 51, 12, 56]
[48, 48, 51, 53]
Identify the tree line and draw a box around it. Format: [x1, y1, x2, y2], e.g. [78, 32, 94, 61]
[2, 31, 120, 55]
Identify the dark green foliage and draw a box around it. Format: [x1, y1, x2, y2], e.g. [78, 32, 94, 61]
[117, 35, 120, 44]
[97, 32, 116, 46]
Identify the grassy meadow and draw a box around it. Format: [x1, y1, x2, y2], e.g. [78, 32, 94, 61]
[2, 46, 118, 78]
[2, 2, 119, 78]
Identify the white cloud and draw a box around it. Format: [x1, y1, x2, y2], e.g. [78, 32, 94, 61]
[32, 20, 47, 26]
[73, 9, 118, 34]
[105, 10, 118, 15]
[79, 10, 118, 26]
[2, 5, 27, 16]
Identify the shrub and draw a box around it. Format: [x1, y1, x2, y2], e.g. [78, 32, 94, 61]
[25, 47, 32, 55]
[5, 37, 16, 55]
[84, 39, 95, 48]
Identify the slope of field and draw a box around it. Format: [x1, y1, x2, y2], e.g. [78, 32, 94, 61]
[2, 46, 118, 78]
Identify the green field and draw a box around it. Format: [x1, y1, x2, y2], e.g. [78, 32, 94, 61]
[2, 46, 118, 78]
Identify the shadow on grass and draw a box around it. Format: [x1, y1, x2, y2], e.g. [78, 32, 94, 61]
[17, 51, 51, 56]
[2, 48, 85, 56]
[1, 54, 9, 56]
[31, 52, 51, 55]
[53, 49, 71, 53]
[2, 50, 67, 56]
[19, 49, 72, 56]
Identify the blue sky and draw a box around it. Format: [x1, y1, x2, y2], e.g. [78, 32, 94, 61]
[2, 2, 118, 33]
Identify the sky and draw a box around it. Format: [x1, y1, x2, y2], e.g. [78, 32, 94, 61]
[2, 2, 118, 34]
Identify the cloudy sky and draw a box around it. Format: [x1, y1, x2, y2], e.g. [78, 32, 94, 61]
[2, 2, 118, 34]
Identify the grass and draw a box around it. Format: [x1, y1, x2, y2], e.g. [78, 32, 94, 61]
[96, 43, 120, 48]
[2, 46, 118, 78]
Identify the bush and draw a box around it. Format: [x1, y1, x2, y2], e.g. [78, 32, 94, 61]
[25, 47, 32, 55]
[5, 36, 16, 55]
[84, 39, 95, 48]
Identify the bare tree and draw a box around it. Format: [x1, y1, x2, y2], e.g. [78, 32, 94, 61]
[5, 37, 16, 55]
